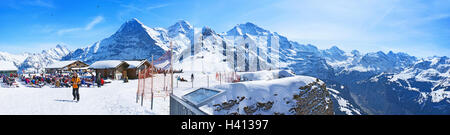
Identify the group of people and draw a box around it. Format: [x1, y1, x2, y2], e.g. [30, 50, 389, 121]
[1, 72, 112, 102]
[19, 72, 105, 88]
[21, 74, 67, 88]
[1, 73, 17, 87]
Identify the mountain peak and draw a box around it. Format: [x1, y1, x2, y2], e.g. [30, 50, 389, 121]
[323, 46, 345, 56]
[167, 20, 193, 37]
[115, 18, 148, 35]
[329, 46, 344, 52]
[130, 18, 140, 22]
[176, 20, 191, 26]
[56, 44, 63, 49]
[202, 26, 215, 37]
[227, 22, 270, 36]
[55, 44, 69, 49]
[351, 50, 361, 56]
[126, 18, 144, 25]
[375, 51, 386, 56]
[242, 22, 259, 28]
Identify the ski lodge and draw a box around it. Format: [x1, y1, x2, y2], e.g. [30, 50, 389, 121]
[0, 61, 18, 75]
[44, 60, 89, 74]
[89, 60, 152, 80]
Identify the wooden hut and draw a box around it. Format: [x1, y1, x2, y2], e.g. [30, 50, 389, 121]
[45, 60, 89, 74]
[0, 61, 18, 75]
[89, 60, 130, 80]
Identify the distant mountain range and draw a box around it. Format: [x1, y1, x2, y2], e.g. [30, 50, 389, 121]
[0, 44, 69, 73]
[1, 18, 448, 114]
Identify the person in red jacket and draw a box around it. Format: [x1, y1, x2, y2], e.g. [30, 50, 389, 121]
[101, 78, 104, 86]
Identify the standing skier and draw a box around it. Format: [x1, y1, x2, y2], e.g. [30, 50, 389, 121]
[96, 73, 102, 88]
[71, 73, 81, 102]
[91, 74, 95, 87]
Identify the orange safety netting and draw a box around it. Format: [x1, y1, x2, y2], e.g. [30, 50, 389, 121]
[137, 67, 173, 101]
[215, 72, 240, 83]
[136, 61, 174, 106]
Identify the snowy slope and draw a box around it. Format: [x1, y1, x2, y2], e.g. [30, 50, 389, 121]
[328, 88, 362, 115]
[18, 44, 70, 73]
[171, 70, 359, 115]
[199, 76, 334, 115]
[62, 18, 169, 64]
[0, 80, 167, 115]
[0, 51, 28, 67]
[0, 45, 69, 73]
[172, 71, 335, 115]
[348, 56, 450, 114]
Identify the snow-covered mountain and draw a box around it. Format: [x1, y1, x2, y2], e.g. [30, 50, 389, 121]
[0, 52, 29, 67]
[2, 18, 445, 114]
[62, 18, 169, 64]
[1, 45, 69, 73]
[18, 44, 70, 73]
[347, 56, 450, 114]
[61, 19, 337, 77]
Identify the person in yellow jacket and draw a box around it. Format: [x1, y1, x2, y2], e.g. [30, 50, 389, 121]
[71, 73, 81, 102]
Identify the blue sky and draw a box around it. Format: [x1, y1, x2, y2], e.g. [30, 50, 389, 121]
[0, 0, 449, 58]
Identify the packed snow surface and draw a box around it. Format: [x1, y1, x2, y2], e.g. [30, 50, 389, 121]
[238, 70, 294, 81]
[0, 79, 168, 115]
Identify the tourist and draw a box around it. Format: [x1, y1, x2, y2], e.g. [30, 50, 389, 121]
[55, 78, 61, 88]
[96, 73, 102, 88]
[71, 73, 81, 102]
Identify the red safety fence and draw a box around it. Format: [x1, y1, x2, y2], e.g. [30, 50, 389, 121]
[136, 43, 175, 108]
[215, 72, 240, 84]
[136, 66, 173, 107]
[137, 67, 172, 96]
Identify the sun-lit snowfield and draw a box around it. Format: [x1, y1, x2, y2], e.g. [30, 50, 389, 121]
[0, 70, 282, 115]
[0, 79, 169, 115]
[0, 70, 356, 115]
[0, 71, 230, 115]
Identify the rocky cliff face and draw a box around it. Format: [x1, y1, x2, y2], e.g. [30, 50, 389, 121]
[209, 76, 336, 115]
[292, 78, 334, 115]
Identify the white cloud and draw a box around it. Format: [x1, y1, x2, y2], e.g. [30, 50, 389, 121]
[146, 3, 169, 10]
[85, 16, 104, 30]
[57, 16, 104, 35]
